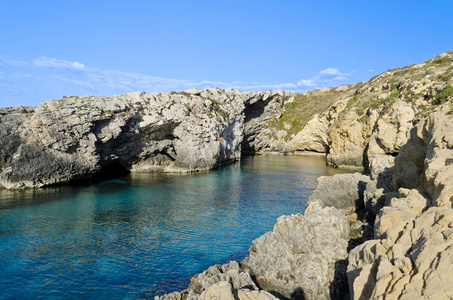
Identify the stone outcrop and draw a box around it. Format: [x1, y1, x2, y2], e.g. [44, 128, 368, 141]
[154, 261, 274, 300]
[0, 89, 287, 189]
[241, 202, 350, 300]
[263, 52, 453, 168]
[309, 173, 370, 212]
[2, 52, 453, 299]
[286, 99, 348, 153]
[347, 107, 453, 299]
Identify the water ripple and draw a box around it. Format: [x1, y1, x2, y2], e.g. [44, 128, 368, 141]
[0, 155, 353, 299]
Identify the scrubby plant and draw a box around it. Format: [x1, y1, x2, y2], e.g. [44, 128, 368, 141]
[438, 73, 452, 82]
[433, 56, 451, 64]
[387, 91, 401, 101]
[435, 85, 453, 104]
[345, 96, 358, 110]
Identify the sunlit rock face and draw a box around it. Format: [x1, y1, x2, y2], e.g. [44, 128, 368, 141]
[0, 88, 288, 189]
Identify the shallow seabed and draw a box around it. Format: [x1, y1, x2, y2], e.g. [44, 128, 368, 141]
[0, 155, 353, 299]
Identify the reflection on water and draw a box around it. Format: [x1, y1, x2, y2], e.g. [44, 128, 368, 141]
[0, 155, 354, 299]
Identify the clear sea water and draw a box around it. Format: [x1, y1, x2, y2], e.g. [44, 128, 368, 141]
[0, 155, 352, 299]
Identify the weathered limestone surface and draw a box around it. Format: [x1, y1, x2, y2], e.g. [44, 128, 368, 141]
[366, 101, 415, 158]
[309, 173, 370, 211]
[0, 89, 286, 189]
[347, 108, 453, 300]
[242, 202, 350, 300]
[263, 52, 453, 168]
[155, 261, 265, 300]
[287, 99, 347, 153]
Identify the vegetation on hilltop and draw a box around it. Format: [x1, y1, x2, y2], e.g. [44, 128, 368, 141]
[268, 52, 453, 142]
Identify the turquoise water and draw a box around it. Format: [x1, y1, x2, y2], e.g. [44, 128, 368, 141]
[0, 155, 351, 299]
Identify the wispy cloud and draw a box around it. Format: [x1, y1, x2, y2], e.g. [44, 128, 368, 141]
[297, 68, 355, 88]
[0, 56, 28, 67]
[1, 55, 357, 107]
[30, 56, 356, 92]
[33, 56, 86, 70]
[54, 76, 96, 90]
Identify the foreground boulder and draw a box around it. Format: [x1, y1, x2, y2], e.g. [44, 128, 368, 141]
[155, 261, 266, 300]
[242, 202, 350, 300]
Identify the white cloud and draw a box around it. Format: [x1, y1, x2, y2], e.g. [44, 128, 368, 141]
[0, 55, 357, 102]
[297, 79, 316, 87]
[296, 68, 353, 88]
[0, 56, 27, 67]
[54, 76, 95, 90]
[13, 73, 39, 79]
[319, 68, 342, 76]
[33, 56, 86, 70]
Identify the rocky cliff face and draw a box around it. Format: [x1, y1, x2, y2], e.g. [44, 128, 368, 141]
[265, 52, 453, 169]
[155, 52, 453, 300]
[347, 108, 453, 300]
[2, 52, 453, 299]
[0, 88, 287, 189]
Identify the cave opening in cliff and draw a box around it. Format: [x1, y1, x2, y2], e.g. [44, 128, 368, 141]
[242, 98, 273, 154]
[91, 161, 130, 183]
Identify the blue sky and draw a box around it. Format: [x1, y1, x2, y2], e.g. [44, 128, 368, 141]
[1, 0, 452, 107]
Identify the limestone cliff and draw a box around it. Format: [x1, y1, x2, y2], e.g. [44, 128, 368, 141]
[0, 88, 287, 189]
[264, 51, 453, 168]
[155, 52, 453, 300]
[2, 51, 453, 300]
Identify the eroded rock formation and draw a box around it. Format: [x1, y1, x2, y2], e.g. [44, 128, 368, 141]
[2, 52, 453, 300]
[0, 88, 287, 189]
[155, 52, 453, 300]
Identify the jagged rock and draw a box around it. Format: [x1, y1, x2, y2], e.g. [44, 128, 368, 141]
[347, 190, 453, 299]
[241, 90, 289, 153]
[369, 155, 394, 192]
[308, 173, 371, 212]
[199, 281, 236, 300]
[366, 101, 415, 159]
[235, 288, 278, 300]
[0, 106, 34, 169]
[197, 281, 278, 300]
[326, 110, 370, 167]
[242, 203, 350, 300]
[347, 106, 453, 299]
[156, 261, 258, 300]
[0, 89, 286, 189]
[287, 99, 347, 153]
[393, 110, 453, 207]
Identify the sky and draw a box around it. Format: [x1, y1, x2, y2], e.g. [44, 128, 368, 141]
[1, 0, 452, 107]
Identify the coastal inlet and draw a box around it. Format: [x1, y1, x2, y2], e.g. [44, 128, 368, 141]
[0, 155, 352, 299]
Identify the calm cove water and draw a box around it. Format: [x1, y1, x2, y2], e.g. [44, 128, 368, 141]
[0, 155, 353, 299]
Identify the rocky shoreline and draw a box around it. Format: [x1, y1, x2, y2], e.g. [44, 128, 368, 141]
[154, 53, 453, 299]
[1, 53, 452, 299]
[156, 111, 453, 300]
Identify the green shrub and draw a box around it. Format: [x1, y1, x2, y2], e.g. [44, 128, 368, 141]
[433, 57, 451, 64]
[387, 91, 400, 101]
[346, 96, 358, 109]
[435, 85, 453, 104]
[438, 73, 452, 82]
[390, 81, 399, 91]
